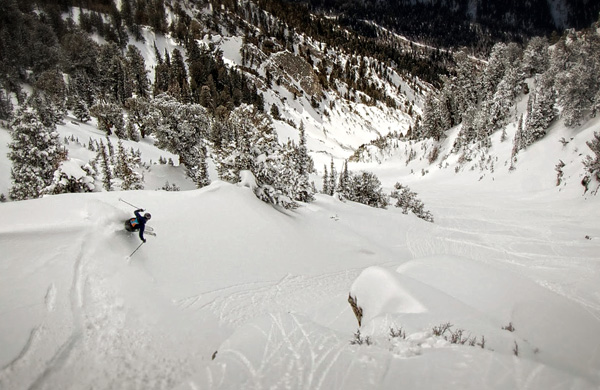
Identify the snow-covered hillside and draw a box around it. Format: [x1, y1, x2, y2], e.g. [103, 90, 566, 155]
[1, 126, 600, 389]
[1, 2, 600, 389]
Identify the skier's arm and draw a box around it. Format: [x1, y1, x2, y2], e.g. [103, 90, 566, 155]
[134, 209, 143, 219]
[138, 224, 146, 242]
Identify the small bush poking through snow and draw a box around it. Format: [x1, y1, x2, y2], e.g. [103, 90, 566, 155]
[350, 329, 373, 346]
[389, 327, 406, 340]
[390, 182, 434, 222]
[502, 322, 516, 332]
[431, 323, 483, 347]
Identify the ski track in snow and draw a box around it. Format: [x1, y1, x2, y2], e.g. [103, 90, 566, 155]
[27, 235, 89, 390]
[1, 184, 599, 389]
[173, 266, 385, 330]
[404, 208, 600, 321]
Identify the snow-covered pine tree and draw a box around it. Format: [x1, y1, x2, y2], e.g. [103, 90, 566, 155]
[28, 92, 62, 128]
[511, 114, 525, 164]
[44, 159, 96, 194]
[68, 70, 95, 110]
[583, 132, 600, 194]
[214, 104, 304, 208]
[290, 121, 314, 202]
[417, 93, 441, 140]
[553, 30, 600, 127]
[96, 139, 113, 191]
[328, 158, 337, 196]
[168, 48, 191, 103]
[125, 44, 150, 99]
[452, 106, 477, 152]
[125, 96, 153, 138]
[185, 142, 210, 188]
[485, 66, 520, 136]
[8, 108, 66, 200]
[0, 90, 13, 121]
[322, 164, 329, 195]
[34, 69, 67, 119]
[524, 71, 556, 145]
[390, 182, 434, 222]
[151, 94, 211, 184]
[453, 51, 479, 118]
[347, 171, 387, 208]
[126, 119, 140, 141]
[522, 36, 550, 77]
[336, 159, 351, 200]
[97, 42, 129, 104]
[90, 102, 125, 136]
[481, 43, 522, 101]
[72, 97, 91, 122]
[115, 140, 144, 190]
[154, 49, 171, 97]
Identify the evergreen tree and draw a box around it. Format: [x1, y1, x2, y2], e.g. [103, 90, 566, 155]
[336, 159, 351, 199]
[44, 159, 96, 194]
[8, 108, 66, 200]
[168, 48, 191, 102]
[125, 44, 150, 99]
[525, 71, 556, 145]
[72, 97, 91, 122]
[328, 158, 337, 196]
[126, 119, 141, 141]
[522, 36, 550, 76]
[511, 114, 525, 162]
[125, 96, 152, 137]
[452, 106, 477, 152]
[185, 142, 210, 188]
[322, 164, 329, 194]
[153, 49, 171, 97]
[34, 69, 67, 117]
[151, 94, 211, 184]
[553, 30, 600, 127]
[97, 42, 129, 103]
[417, 93, 447, 141]
[347, 171, 387, 208]
[90, 102, 125, 136]
[583, 131, 600, 193]
[452, 51, 479, 123]
[214, 104, 305, 208]
[97, 139, 113, 191]
[0, 90, 13, 120]
[270, 103, 281, 120]
[293, 121, 314, 202]
[390, 182, 434, 222]
[115, 140, 144, 190]
[28, 92, 62, 127]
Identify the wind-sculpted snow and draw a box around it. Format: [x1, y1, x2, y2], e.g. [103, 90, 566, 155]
[0, 180, 599, 389]
[349, 266, 428, 323]
[193, 312, 597, 390]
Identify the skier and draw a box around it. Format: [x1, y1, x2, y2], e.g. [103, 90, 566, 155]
[125, 209, 151, 243]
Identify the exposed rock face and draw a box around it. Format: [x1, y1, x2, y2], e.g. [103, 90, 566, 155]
[268, 51, 321, 97]
[348, 294, 363, 327]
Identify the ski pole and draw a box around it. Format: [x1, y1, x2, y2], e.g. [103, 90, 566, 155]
[127, 241, 145, 259]
[119, 197, 140, 209]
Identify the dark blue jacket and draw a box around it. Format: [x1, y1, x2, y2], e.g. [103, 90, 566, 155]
[134, 210, 148, 241]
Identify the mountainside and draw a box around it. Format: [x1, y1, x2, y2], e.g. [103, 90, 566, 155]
[292, 0, 600, 52]
[1, 1, 600, 388]
[1, 160, 599, 389]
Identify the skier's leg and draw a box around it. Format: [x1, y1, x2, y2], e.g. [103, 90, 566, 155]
[124, 220, 134, 232]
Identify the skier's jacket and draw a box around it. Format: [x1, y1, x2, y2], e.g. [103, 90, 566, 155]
[127, 209, 148, 242]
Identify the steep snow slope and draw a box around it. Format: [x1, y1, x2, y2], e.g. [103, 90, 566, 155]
[1, 171, 599, 389]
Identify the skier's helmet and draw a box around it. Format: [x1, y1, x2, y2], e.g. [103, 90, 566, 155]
[144, 213, 151, 220]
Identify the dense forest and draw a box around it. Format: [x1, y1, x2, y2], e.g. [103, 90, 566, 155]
[1, 0, 599, 206]
[287, 0, 600, 55]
